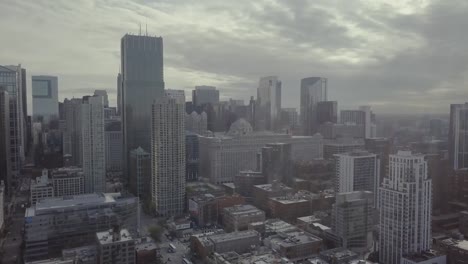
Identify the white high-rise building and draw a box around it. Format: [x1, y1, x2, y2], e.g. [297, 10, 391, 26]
[379, 151, 432, 264]
[151, 90, 186, 217]
[334, 150, 379, 205]
[257, 76, 281, 130]
[32, 75, 59, 123]
[81, 95, 106, 193]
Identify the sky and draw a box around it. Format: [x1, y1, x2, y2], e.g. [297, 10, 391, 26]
[1, 0, 468, 114]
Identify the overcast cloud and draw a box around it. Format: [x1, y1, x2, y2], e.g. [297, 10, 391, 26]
[1, 0, 467, 114]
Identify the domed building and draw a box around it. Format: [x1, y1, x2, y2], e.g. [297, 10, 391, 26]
[226, 118, 253, 137]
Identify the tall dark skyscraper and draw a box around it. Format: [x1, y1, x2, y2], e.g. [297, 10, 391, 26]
[317, 101, 337, 124]
[121, 34, 165, 181]
[0, 89, 11, 195]
[300, 77, 327, 135]
[449, 103, 468, 170]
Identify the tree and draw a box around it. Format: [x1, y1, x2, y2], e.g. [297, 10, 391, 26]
[148, 225, 163, 242]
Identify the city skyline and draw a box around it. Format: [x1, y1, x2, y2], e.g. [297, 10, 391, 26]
[2, 1, 468, 114]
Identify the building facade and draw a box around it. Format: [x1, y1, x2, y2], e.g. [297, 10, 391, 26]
[32, 76, 59, 124]
[81, 95, 106, 193]
[192, 86, 219, 107]
[50, 167, 84, 197]
[24, 193, 138, 262]
[332, 191, 373, 253]
[257, 76, 281, 130]
[151, 91, 186, 217]
[96, 227, 136, 264]
[262, 143, 292, 184]
[62, 98, 82, 166]
[186, 132, 200, 181]
[121, 34, 165, 170]
[0, 89, 11, 194]
[317, 101, 338, 125]
[0, 65, 26, 178]
[129, 147, 151, 201]
[105, 119, 123, 173]
[300, 77, 327, 135]
[223, 204, 266, 232]
[379, 151, 432, 264]
[185, 111, 208, 135]
[449, 103, 468, 170]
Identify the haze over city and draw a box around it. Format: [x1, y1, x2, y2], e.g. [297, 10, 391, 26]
[2, 0, 468, 113]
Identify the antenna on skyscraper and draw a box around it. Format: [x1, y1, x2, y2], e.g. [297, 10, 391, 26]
[146, 23, 148, 36]
[139, 23, 142, 35]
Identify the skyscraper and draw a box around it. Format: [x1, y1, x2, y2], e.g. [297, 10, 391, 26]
[0, 89, 11, 195]
[81, 95, 106, 193]
[449, 103, 468, 170]
[333, 191, 373, 253]
[121, 34, 165, 174]
[316, 101, 337, 125]
[151, 90, 185, 217]
[105, 119, 123, 173]
[129, 147, 151, 201]
[192, 86, 219, 107]
[32, 75, 59, 124]
[334, 150, 379, 205]
[257, 76, 281, 130]
[0, 65, 26, 178]
[262, 143, 292, 184]
[341, 106, 376, 138]
[62, 98, 83, 166]
[379, 151, 432, 264]
[300, 77, 327, 135]
[94, 89, 109, 108]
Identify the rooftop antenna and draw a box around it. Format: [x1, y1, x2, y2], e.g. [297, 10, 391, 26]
[146, 23, 148, 36]
[139, 23, 141, 35]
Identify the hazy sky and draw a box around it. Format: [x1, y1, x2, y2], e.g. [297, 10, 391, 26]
[1, 0, 468, 114]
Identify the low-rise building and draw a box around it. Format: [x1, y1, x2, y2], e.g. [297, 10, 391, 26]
[401, 251, 446, 264]
[223, 204, 265, 232]
[96, 227, 136, 264]
[438, 239, 468, 264]
[191, 230, 260, 259]
[30, 169, 54, 205]
[318, 248, 359, 264]
[252, 183, 294, 214]
[61, 246, 97, 264]
[234, 170, 265, 198]
[188, 193, 218, 227]
[265, 231, 323, 261]
[135, 237, 157, 264]
[50, 167, 84, 197]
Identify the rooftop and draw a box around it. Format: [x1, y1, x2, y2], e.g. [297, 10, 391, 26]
[334, 150, 376, 158]
[276, 231, 322, 248]
[440, 238, 468, 251]
[319, 248, 358, 261]
[254, 183, 293, 192]
[297, 215, 321, 224]
[402, 251, 444, 262]
[96, 228, 133, 245]
[224, 204, 264, 216]
[209, 230, 259, 244]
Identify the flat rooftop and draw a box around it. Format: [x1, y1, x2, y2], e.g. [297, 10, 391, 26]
[224, 204, 264, 216]
[97, 229, 133, 245]
[277, 231, 322, 247]
[210, 230, 259, 244]
[297, 215, 321, 224]
[25, 193, 122, 217]
[253, 183, 293, 192]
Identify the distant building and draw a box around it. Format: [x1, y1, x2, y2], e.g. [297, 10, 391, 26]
[323, 139, 365, 160]
[30, 170, 54, 204]
[62, 98, 82, 166]
[223, 204, 265, 232]
[265, 231, 323, 261]
[24, 193, 137, 262]
[332, 191, 373, 253]
[50, 167, 84, 197]
[199, 119, 323, 184]
[252, 183, 294, 214]
[93, 89, 109, 108]
[449, 103, 468, 170]
[192, 86, 219, 107]
[379, 151, 432, 264]
[281, 108, 299, 129]
[151, 91, 186, 217]
[318, 247, 359, 264]
[340, 106, 376, 138]
[186, 133, 200, 181]
[262, 143, 292, 184]
[96, 227, 136, 264]
[186, 111, 208, 135]
[317, 101, 338, 125]
[257, 76, 282, 130]
[300, 77, 327, 135]
[188, 193, 218, 227]
[0, 65, 27, 178]
[105, 119, 123, 173]
[234, 171, 265, 198]
[318, 122, 364, 139]
[129, 147, 151, 201]
[0, 89, 11, 194]
[81, 95, 106, 193]
[135, 237, 157, 264]
[438, 238, 468, 264]
[32, 76, 59, 124]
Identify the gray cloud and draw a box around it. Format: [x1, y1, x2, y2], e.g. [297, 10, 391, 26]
[0, 0, 467, 114]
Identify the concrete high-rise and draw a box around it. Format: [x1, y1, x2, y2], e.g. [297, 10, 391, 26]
[192, 86, 219, 107]
[262, 143, 292, 184]
[449, 103, 468, 170]
[94, 89, 109, 108]
[334, 150, 379, 205]
[121, 34, 165, 175]
[341, 106, 376, 138]
[105, 119, 123, 173]
[333, 191, 373, 253]
[317, 101, 337, 124]
[62, 98, 83, 166]
[151, 90, 185, 217]
[129, 147, 151, 201]
[379, 151, 432, 264]
[300, 77, 327, 135]
[81, 95, 106, 193]
[0, 89, 11, 195]
[257, 76, 281, 130]
[0, 65, 26, 178]
[32, 75, 59, 124]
